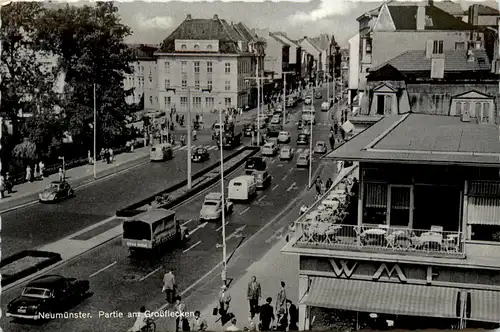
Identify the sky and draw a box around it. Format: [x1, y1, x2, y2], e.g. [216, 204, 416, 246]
[45, 0, 498, 48]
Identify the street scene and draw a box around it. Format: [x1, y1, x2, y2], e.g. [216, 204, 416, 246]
[1, 1, 500, 332]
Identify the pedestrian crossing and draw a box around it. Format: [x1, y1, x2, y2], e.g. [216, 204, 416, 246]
[171, 144, 220, 151]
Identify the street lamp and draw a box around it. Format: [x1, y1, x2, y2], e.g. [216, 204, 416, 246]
[93, 84, 97, 180]
[282, 71, 295, 127]
[308, 116, 313, 188]
[218, 98, 227, 286]
[245, 76, 267, 147]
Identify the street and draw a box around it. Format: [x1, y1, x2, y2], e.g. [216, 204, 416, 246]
[2, 86, 335, 332]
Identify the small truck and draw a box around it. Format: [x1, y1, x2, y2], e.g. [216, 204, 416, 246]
[199, 192, 234, 221]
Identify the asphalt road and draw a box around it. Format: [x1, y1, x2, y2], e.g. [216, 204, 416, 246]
[2, 85, 335, 332]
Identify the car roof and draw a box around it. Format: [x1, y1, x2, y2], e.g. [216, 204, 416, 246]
[28, 275, 65, 288]
[281, 145, 291, 149]
[279, 131, 288, 134]
[298, 153, 308, 157]
[316, 141, 325, 144]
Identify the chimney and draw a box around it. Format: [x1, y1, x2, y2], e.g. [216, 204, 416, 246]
[213, 14, 218, 20]
[425, 40, 433, 58]
[186, 14, 192, 20]
[468, 5, 479, 27]
[416, 3, 426, 30]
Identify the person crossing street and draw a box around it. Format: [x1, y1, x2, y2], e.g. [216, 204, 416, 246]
[247, 276, 261, 319]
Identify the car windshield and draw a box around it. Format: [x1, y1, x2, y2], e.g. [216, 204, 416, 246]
[22, 287, 51, 298]
[196, 149, 204, 154]
[281, 148, 290, 153]
[47, 183, 59, 190]
[279, 132, 287, 135]
[299, 134, 306, 138]
[317, 143, 324, 147]
[204, 201, 218, 206]
[264, 144, 273, 148]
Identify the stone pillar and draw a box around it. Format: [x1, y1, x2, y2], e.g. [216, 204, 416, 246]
[298, 274, 310, 331]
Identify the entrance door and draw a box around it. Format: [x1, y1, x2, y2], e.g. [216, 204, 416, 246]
[388, 185, 411, 227]
[376, 95, 385, 115]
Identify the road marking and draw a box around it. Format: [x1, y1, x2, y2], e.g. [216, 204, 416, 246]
[272, 184, 279, 191]
[154, 184, 311, 314]
[286, 182, 298, 192]
[183, 240, 201, 253]
[288, 167, 293, 173]
[139, 266, 162, 281]
[181, 219, 193, 227]
[239, 207, 250, 215]
[216, 222, 229, 232]
[89, 261, 117, 278]
[258, 194, 267, 202]
[188, 222, 208, 236]
[282, 175, 288, 181]
[270, 159, 276, 164]
[226, 225, 247, 241]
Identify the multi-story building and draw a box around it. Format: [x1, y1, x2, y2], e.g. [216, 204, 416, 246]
[299, 37, 322, 81]
[272, 32, 303, 89]
[123, 44, 159, 110]
[356, 0, 475, 93]
[348, 33, 360, 105]
[155, 14, 259, 112]
[254, 29, 290, 80]
[310, 34, 333, 77]
[283, 113, 500, 331]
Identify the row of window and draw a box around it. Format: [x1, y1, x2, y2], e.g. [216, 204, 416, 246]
[133, 65, 156, 75]
[163, 79, 232, 91]
[165, 61, 231, 74]
[163, 96, 232, 108]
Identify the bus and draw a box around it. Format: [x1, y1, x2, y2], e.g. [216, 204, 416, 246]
[301, 108, 316, 124]
[122, 209, 188, 253]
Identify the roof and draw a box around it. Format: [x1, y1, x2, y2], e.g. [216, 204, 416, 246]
[309, 34, 331, 51]
[272, 32, 300, 48]
[159, 16, 247, 54]
[303, 277, 459, 318]
[28, 275, 65, 287]
[433, 0, 465, 15]
[466, 4, 500, 15]
[325, 114, 500, 167]
[127, 44, 158, 60]
[371, 49, 491, 73]
[269, 33, 288, 46]
[299, 37, 321, 52]
[135, 209, 175, 224]
[387, 4, 472, 30]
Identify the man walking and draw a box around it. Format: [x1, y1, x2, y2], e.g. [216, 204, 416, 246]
[218, 284, 231, 318]
[247, 276, 261, 319]
[162, 268, 176, 303]
[314, 176, 323, 199]
[259, 297, 275, 331]
[276, 281, 287, 315]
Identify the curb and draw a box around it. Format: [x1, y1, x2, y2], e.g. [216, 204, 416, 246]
[0, 154, 150, 214]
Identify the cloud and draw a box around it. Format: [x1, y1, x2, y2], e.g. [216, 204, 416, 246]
[288, 0, 357, 23]
[135, 13, 175, 30]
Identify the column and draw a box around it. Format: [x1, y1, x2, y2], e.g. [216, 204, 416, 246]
[298, 274, 310, 331]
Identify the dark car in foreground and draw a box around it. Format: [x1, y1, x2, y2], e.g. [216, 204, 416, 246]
[245, 156, 266, 174]
[297, 133, 309, 145]
[6, 275, 92, 321]
[191, 147, 210, 162]
[38, 181, 74, 203]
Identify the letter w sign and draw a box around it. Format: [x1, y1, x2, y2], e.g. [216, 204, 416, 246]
[329, 259, 358, 278]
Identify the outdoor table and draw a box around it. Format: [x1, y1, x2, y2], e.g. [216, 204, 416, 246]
[361, 228, 387, 246]
[322, 199, 339, 211]
[415, 232, 443, 250]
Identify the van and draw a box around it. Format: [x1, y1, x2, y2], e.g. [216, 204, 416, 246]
[150, 143, 173, 161]
[228, 175, 257, 201]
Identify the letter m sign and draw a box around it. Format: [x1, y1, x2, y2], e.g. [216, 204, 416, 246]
[329, 259, 358, 278]
[372, 263, 407, 283]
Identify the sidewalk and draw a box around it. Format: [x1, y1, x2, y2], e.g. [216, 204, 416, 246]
[0, 146, 150, 212]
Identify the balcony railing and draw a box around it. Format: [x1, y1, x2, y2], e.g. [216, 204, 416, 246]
[293, 223, 463, 257]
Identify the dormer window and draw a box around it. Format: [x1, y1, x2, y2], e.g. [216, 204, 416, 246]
[181, 44, 187, 50]
[207, 44, 212, 50]
[194, 44, 199, 50]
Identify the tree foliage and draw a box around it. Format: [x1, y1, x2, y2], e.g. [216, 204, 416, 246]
[0, 3, 58, 139]
[12, 139, 37, 163]
[36, 2, 137, 149]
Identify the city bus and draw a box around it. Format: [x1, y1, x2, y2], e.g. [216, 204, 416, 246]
[122, 209, 188, 253]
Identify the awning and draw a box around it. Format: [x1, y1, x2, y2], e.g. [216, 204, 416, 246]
[468, 181, 500, 197]
[303, 277, 459, 319]
[468, 290, 500, 323]
[467, 196, 500, 225]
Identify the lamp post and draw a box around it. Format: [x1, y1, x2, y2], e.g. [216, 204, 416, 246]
[282, 71, 295, 127]
[93, 84, 97, 180]
[308, 115, 313, 188]
[245, 75, 267, 147]
[219, 102, 227, 286]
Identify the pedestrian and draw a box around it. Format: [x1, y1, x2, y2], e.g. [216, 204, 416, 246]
[276, 309, 288, 331]
[162, 268, 176, 303]
[333, 122, 338, 136]
[329, 135, 335, 150]
[340, 128, 346, 141]
[181, 114, 185, 124]
[276, 281, 287, 315]
[0, 174, 5, 199]
[314, 176, 323, 197]
[326, 178, 333, 190]
[176, 114, 179, 123]
[108, 148, 114, 163]
[226, 318, 240, 331]
[5, 172, 13, 193]
[58, 167, 64, 182]
[170, 122, 175, 132]
[286, 300, 298, 330]
[247, 276, 261, 319]
[175, 296, 190, 332]
[191, 311, 207, 331]
[26, 165, 32, 183]
[218, 284, 231, 318]
[259, 297, 275, 331]
[39, 160, 45, 178]
[33, 164, 39, 180]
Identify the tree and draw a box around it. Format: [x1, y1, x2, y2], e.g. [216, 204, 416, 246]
[0, 3, 58, 141]
[12, 139, 37, 164]
[36, 2, 137, 149]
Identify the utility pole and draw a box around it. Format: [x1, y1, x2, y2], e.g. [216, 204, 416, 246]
[308, 116, 313, 188]
[219, 105, 227, 286]
[187, 86, 193, 189]
[93, 84, 97, 180]
[282, 71, 295, 127]
[245, 75, 267, 147]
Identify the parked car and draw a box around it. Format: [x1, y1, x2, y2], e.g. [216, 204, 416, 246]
[277, 131, 291, 143]
[315, 92, 323, 99]
[304, 96, 312, 105]
[192, 147, 210, 162]
[279, 146, 294, 160]
[296, 152, 310, 167]
[314, 141, 327, 154]
[6, 275, 92, 321]
[254, 170, 272, 189]
[39, 181, 74, 203]
[297, 133, 309, 145]
[261, 143, 279, 156]
[321, 102, 329, 111]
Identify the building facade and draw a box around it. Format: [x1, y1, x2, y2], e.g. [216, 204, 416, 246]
[123, 44, 159, 110]
[283, 113, 500, 331]
[155, 14, 259, 112]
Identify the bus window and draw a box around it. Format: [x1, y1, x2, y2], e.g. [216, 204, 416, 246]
[123, 221, 151, 240]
